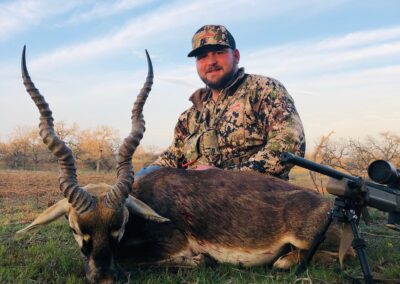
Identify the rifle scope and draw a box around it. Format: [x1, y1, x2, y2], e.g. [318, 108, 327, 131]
[368, 160, 400, 188]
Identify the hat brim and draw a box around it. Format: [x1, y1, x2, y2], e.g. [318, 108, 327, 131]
[187, 44, 232, 57]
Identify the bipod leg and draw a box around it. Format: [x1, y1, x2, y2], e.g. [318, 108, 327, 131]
[347, 209, 374, 284]
[295, 208, 334, 276]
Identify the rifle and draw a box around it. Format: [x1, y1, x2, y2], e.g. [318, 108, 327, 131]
[280, 152, 400, 283]
[281, 152, 400, 229]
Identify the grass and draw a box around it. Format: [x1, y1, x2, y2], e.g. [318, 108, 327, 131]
[1, 221, 85, 283]
[1, 170, 400, 283]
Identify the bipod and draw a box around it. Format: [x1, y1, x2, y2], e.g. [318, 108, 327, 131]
[295, 197, 374, 284]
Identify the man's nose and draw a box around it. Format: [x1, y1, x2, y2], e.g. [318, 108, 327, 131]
[207, 53, 217, 64]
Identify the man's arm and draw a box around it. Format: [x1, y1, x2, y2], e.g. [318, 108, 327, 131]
[235, 83, 305, 179]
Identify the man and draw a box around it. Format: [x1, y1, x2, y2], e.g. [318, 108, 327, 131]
[149, 25, 305, 180]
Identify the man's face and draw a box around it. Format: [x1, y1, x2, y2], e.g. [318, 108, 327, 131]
[196, 47, 240, 90]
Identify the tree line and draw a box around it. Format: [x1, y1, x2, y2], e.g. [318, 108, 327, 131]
[0, 122, 160, 172]
[307, 131, 400, 193]
[1, 123, 399, 179]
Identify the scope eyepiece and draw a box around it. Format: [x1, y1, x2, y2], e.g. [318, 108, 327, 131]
[368, 160, 400, 187]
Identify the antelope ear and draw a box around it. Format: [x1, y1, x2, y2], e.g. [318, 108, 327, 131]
[17, 199, 70, 234]
[126, 196, 170, 223]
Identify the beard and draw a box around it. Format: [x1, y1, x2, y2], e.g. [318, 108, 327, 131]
[200, 66, 237, 90]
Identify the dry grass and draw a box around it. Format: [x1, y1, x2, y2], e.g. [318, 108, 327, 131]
[0, 170, 116, 198]
[0, 170, 116, 226]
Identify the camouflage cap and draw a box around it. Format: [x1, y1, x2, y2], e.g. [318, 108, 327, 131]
[188, 25, 236, 57]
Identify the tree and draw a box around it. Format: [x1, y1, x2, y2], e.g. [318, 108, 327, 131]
[0, 141, 7, 168]
[346, 132, 400, 173]
[0, 123, 164, 172]
[307, 131, 335, 194]
[1, 126, 48, 170]
[310, 131, 400, 192]
[77, 125, 121, 172]
[132, 145, 161, 172]
[54, 121, 80, 161]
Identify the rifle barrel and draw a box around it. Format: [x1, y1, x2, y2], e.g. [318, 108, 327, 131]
[281, 152, 359, 183]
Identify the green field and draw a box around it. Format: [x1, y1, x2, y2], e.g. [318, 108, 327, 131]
[1, 170, 400, 283]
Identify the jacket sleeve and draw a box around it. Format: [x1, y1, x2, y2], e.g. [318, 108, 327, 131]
[151, 109, 192, 168]
[237, 82, 305, 179]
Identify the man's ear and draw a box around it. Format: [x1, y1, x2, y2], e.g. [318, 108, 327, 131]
[233, 48, 240, 64]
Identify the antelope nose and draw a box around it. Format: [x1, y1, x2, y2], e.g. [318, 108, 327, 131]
[95, 270, 117, 284]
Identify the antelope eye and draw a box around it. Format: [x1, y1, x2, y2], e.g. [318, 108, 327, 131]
[81, 238, 92, 255]
[70, 227, 77, 234]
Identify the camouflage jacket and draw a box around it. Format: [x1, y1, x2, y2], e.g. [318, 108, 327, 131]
[153, 68, 305, 179]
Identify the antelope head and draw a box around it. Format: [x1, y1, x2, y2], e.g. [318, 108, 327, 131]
[17, 46, 168, 283]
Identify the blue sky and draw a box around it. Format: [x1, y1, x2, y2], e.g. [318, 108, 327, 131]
[0, 0, 399, 151]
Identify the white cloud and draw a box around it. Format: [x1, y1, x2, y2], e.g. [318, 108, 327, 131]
[29, 0, 347, 71]
[315, 26, 400, 51]
[0, 0, 82, 40]
[245, 26, 400, 78]
[64, 0, 156, 25]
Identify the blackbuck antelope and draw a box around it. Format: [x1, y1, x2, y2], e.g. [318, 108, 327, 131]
[18, 46, 354, 283]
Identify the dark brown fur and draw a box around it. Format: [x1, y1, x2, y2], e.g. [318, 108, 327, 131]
[117, 168, 345, 267]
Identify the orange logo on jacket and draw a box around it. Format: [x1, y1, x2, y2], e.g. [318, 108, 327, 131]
[229, 102, 242, 112]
